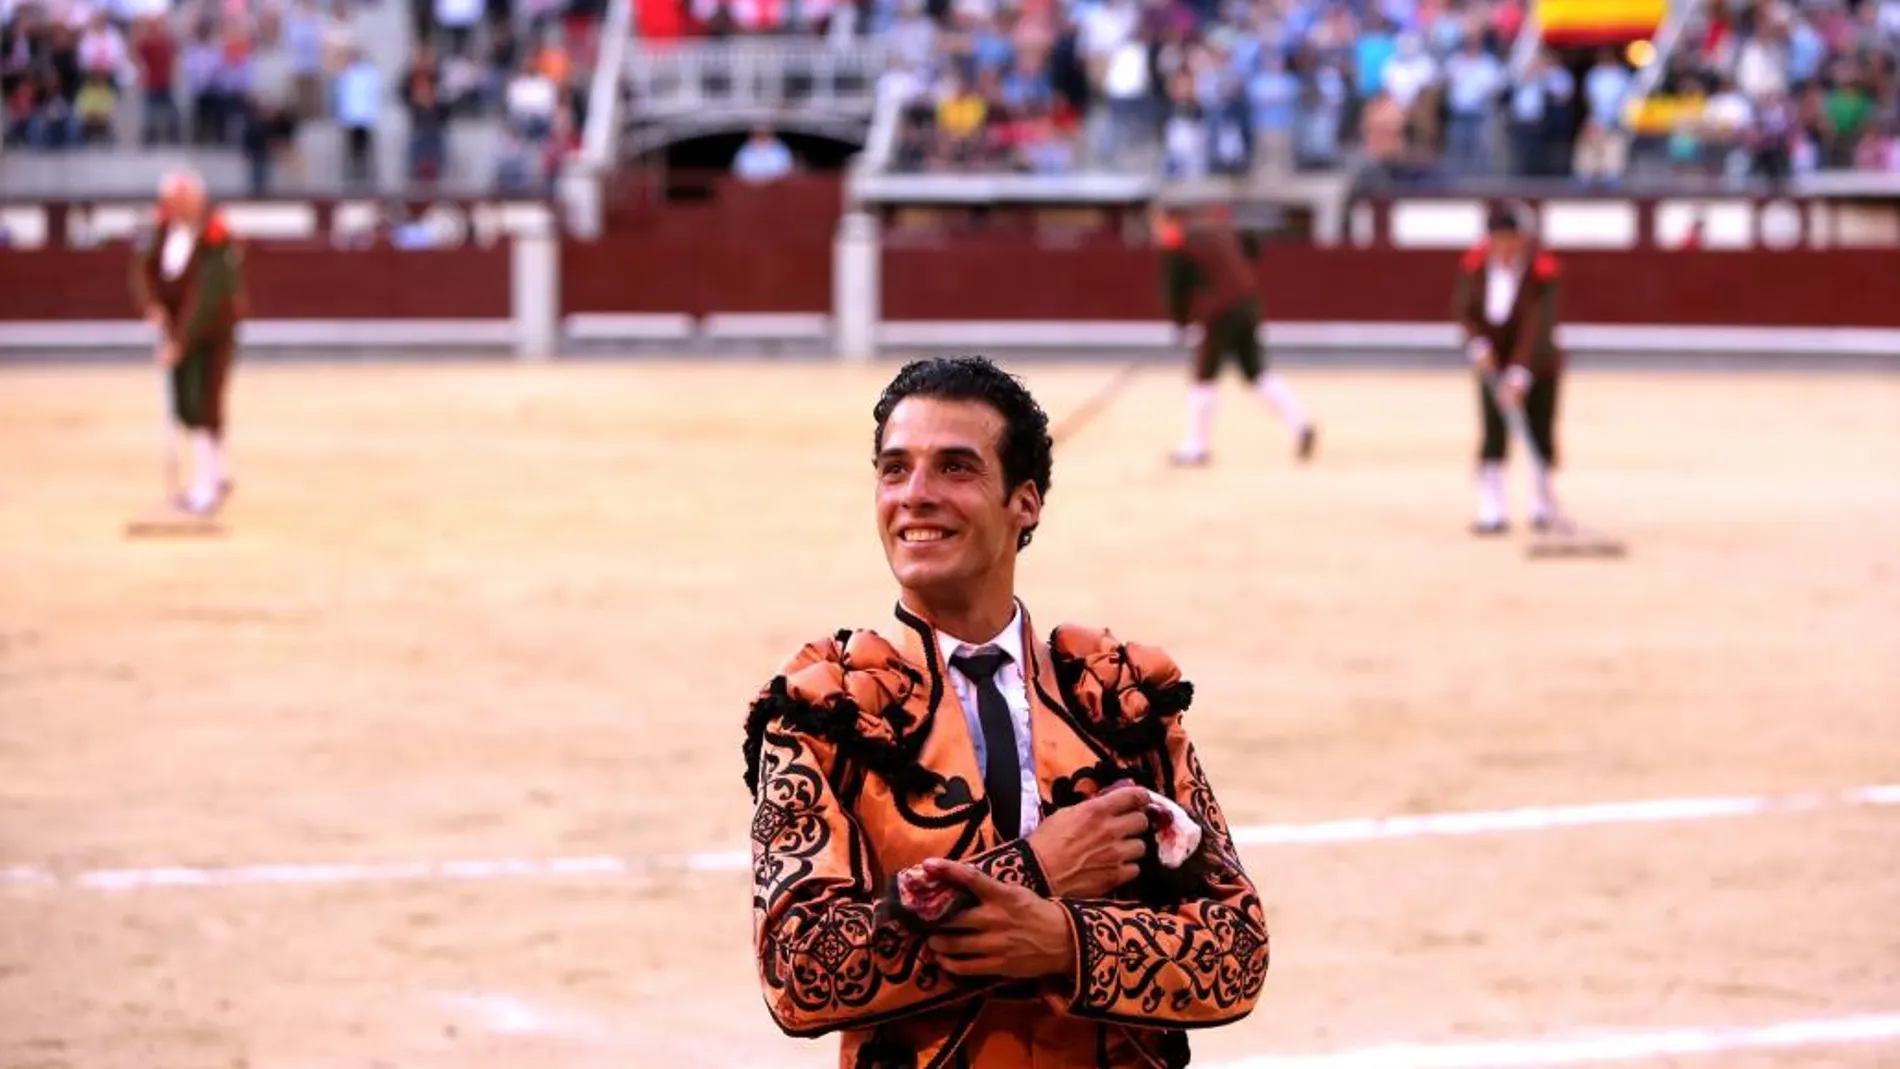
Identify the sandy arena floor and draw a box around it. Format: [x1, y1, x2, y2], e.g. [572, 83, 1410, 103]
[1, 359, 1897, 1069]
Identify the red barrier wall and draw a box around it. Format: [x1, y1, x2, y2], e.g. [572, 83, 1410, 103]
[0, 245, 510, 320]
[880, 241, 1900, 327]
[562, 174, 838, 316]
[5, 178, 1897, 330]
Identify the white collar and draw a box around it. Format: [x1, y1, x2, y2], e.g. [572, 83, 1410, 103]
[935, 599, 1027, 671]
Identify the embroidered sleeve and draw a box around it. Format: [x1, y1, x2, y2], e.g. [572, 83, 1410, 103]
[746, 634, 1038, 1037]
[751, 721, 991, 1037]
[1053, 721, 1269, 1029]
[972, 837, 1049, 896]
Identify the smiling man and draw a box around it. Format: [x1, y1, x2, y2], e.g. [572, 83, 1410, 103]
[743, 355, 1270, 1068]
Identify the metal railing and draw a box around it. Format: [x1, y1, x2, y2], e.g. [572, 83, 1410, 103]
[624, 39, 891, 119]
[1621, 0, 1704, 125]
[581, 0, 635, 171]
[1508, 9, 1544, 76]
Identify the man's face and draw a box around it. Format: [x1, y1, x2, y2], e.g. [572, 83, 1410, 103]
[1489, 230, 1525, 262]
[162, 182, 204, 221]
[874, 397, 1040, 603]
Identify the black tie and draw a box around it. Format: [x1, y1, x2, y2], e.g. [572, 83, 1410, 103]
[951, 647, 1023, 841]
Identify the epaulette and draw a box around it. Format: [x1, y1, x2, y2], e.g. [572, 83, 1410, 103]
[1532, 251, 1560, 280]
[741, 629, 932, 798]
[1460, 241, 1490, 271]
[1046, 624, 1193, 758]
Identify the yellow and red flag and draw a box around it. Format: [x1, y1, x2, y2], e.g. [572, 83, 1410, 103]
[1537, 0, 1666, 46]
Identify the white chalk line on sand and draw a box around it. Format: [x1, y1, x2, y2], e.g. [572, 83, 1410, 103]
[1204, 1012, 1900, 1069]
[4, 783, 1896, 893]
[424, 992, 1900, 1069]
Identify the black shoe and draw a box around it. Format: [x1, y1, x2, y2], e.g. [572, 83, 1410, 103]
[1471, 520, 1510, 537]
[1169, 448, 1210, 467]
[1531, 515, 1552, 533]
[1296, 425, 1317, 462]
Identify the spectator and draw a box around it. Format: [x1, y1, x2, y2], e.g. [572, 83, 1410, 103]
[182, 21, 224, 144]
[481, 16, 519, 101]
[1822, 58, 1876, 164]
[1441, 33, 1504, 175]
[1381, 32, 1438, 113]
[209, 21, 256, 144]
[250, 11, 298, 120]
[934, 68, 987, 167]
[732, 124, 795, 183]
[333, 44, 381, 187]
[1750, 87, 1799, 185]
[1091, 21, 1152, 167]
[134, 15, 182, 144]
[75, 70, 114, 143]
[434, 0, 483, 58]
[321, 1, 360, 79]
[1582, 46, 1632, 131]
[504, 55, 557, 139]
[1247, 43, 1299, 176]
[26, 67, 77, 148]
[1293, 44, 1348, 169]
[281, 0, 327, 119]
[241, 94, 295, 192]
[406, 76, 450, 185]
[1353, 14, 1397, 103]
[1507, 49, 1573, 177]
[1161, 73, 1209, 179]
[1699, 75, 1754, 175]
[1358, 87, 1410, 182]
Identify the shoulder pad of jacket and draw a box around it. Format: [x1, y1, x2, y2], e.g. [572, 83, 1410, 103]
[1046, 623, 1194, 756]
[742, 629, 929, 796]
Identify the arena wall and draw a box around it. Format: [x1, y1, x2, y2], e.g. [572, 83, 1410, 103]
[4, 177, 1898, 358]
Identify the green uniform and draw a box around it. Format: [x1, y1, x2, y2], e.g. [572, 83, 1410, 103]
[132, 212, 246, 433]
[1159, 215, 1265, 384]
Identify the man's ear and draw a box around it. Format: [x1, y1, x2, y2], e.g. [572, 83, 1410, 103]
[1010, 481, 1042, 539]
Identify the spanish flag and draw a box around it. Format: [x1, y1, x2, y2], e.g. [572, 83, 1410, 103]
[1537, 0, 1665, 46]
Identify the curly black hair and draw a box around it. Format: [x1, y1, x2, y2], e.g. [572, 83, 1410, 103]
[871, 355, 1054, 551]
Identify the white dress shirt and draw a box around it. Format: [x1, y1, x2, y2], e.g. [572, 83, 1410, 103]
[935, 602, 1042, 837]
[160, 224, 196, 281]
[1484, 258, 1521, 325]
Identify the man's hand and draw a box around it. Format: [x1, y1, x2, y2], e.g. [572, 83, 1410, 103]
[144, 304, 168, 329]
[1026, 784, 1151, 899]
[1468, 338, 1496, 376]
[921, 860, 1075, 980]
[156, 339, 181, 368]
[1498, 364, 1531, 407]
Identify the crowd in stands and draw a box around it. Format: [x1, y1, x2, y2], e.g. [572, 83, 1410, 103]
[1639, 0, 1900, 182]
[876, 0, 1898, 182]
[410, 0, 600, 190]
[645, 0, 1897, 185]
[1, 0, 603, 192]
